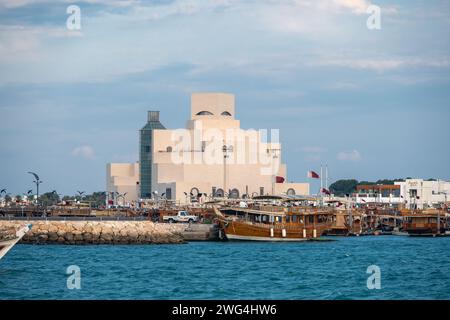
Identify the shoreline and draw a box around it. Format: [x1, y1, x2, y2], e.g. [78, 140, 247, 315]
[0, 220, 187, 245]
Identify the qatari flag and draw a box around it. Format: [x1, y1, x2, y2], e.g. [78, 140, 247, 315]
[307, 171, 320, 179]
[321, 188, 331, 195]
[276, 176, 285, 183]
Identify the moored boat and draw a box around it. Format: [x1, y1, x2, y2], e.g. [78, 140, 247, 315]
[0, 224, 32, 260]
[403, 210, 448, 236]
[213, 206, 333, 241]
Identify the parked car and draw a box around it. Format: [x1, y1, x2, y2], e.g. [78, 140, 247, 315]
[162, 211, 199, 223]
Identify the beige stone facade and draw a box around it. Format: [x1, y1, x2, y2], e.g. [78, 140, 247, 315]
[106, 162, 139, 206]
[152, 93, 309, 204]
[107, 93, 309, 204]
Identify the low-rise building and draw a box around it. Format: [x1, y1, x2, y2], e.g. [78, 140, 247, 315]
[106, 162, 139, 206]
[355, 184, 401, 205]
[395, 179, 450, 209]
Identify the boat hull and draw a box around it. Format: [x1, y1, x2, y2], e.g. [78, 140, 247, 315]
[0, 224, 32, 260]
[219, 220, 328, 242]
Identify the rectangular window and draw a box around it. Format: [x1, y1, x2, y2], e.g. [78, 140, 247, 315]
[260, 187, 264, 196]
[165, 188, 172, 200]
[145, 146, 150, 153]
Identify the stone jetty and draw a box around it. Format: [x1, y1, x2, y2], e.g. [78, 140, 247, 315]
[0, 220, 187, 244]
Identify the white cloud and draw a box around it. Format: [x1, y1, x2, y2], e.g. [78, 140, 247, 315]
[302, 146, 326, 153]
[333, 0, 371, 15]
[337, 150, 361, 162]
[71, 145, 95, 159]
[314, 57, 450, 72]
[0, 0, 138, 9]
[301, 146, 327, 162]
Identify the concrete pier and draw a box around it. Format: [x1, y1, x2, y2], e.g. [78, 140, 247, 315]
[182, 223, 219, 241]
[0, 219, 220, 244]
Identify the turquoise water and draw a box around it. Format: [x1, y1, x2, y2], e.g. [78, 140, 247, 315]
[1, 236, 450, 300]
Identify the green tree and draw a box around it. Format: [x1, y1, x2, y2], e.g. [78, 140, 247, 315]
[83, 192, 107, 208]
[329, 179, 358, 196]
[39, 192, 60, 206]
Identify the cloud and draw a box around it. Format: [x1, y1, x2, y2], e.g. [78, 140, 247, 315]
[302, 146, 326, 153]
[301, 146, 327, 162]
[71, 145, 95, 159]
[314, 57, 450, 72]
[0, 0, 138, 9]
[333, 0, 371, 15]
[337, 150, 361, 162]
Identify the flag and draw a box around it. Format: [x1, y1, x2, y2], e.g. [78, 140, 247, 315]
[307, 171, 320, 179]
[276, 176, 285, 183]
[321, 188, 331, 195]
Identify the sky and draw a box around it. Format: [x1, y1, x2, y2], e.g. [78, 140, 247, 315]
[0, 0, 449, 196]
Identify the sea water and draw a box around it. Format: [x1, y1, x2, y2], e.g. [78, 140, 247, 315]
[1, 236, 450, 300]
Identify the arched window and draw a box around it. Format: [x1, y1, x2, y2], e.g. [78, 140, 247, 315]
[287, 188, 296, 196]
[215, 188, 224, 197]
[196, 111, 214, 116]
[221, 111, 232, 116]
[229, 188, 240, 199]
[166, 146, 172, 152]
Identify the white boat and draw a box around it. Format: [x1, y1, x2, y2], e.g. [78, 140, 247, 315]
[0, 224, 32, 260]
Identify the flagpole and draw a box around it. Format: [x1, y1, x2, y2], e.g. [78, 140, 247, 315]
[320, 166, 323, 194]
[320, 165, 323, 207]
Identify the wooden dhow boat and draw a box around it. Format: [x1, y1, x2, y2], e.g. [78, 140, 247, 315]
[0, 224, 32, 260]
[213, 206, 333, 241]
[402, 209, 448, 236]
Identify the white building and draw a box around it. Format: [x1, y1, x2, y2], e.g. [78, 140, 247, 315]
[395, 179, 450, 209]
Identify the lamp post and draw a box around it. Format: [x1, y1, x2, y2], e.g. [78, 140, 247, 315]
[28, 172, 42, 206]
[0, 189, 6, 207]
[268, 148, 280, 195]
[222, 144, 233, 199]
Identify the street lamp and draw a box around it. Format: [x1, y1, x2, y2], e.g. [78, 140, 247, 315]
[28, 172, 42, 206]
[222, 144, 233, 198]
[0, 189, 6, 207]
[268, 148, 280, 195]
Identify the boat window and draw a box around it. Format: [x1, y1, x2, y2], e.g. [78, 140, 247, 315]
[292, 215, 297, 223]
[309, 215, 314, 223]
[286, 216, 291, 223]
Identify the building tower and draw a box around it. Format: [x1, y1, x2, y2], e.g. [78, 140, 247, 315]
[139, 111, 165, 199]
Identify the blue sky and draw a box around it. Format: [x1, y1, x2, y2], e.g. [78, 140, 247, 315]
[0, 0, 449, 196]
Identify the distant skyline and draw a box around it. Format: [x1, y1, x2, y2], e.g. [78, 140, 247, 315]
[1, 0, 449, 196]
